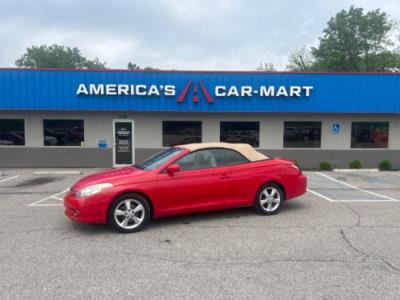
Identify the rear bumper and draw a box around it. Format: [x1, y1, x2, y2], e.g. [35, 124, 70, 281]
[287, 174, 307, 200]
[64, 192, 110, 224]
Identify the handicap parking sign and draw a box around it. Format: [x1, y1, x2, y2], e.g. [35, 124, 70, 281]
[332, 123, 341, 135]
[98, 139, 108, 149]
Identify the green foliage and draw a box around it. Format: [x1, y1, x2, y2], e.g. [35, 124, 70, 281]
[256, 62, 276, 71]
[320, 161, 333, 170]
[127, 62, 158, 70]
[311, 6, 400, 72]
[127, 62, 141, 70]
[287, 47, 314, 71]
[349, 160, 362, 169]
[83, 57, 107, 69]
[287, 6, 400, 72]
[379, 160, 392, 170]
[15, 44, 106, 69]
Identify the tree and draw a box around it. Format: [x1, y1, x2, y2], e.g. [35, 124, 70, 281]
[15, 44, 106, 69]
[256, 62, 276, 71]
[127, 62, 141, 70]
[287, 47, 314, 71]
[83, 57, 107, 69]
[310, 6, 400, 72]
[127, 62, 158, 70]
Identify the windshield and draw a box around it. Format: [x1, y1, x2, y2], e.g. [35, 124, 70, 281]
[134, 147, 184, 170]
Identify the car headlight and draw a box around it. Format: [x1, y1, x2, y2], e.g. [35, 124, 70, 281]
[76, 183, 113, 198]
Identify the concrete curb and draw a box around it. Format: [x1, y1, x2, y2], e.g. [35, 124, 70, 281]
[33, 170, 83, 175]
[333, 168, 379, 173]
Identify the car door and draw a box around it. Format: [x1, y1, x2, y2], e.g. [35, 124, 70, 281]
[219, 149, 259, 205]
[156, 149, 233, 216]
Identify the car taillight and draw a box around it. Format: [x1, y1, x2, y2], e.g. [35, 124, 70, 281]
[290, 164, 302, 174]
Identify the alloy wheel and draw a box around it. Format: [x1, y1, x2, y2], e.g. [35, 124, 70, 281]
[259, 186, 281, 212]
[114, 199, 145, 230]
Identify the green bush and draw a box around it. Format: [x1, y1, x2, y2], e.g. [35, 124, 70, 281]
[320, 161, 333, 170]
[379, 160, 392, 171]
[349, 160, 362, 169]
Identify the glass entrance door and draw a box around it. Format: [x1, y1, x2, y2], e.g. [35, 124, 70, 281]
[113, 119, 134, 167]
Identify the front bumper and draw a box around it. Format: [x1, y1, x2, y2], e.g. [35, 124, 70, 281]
[63, 191, 111, 224]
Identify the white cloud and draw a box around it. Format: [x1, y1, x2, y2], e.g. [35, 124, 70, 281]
[0, 0, 399, 70]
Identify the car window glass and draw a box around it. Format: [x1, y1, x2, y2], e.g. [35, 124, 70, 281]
[136, 147, 183, 170]
[222, 149, 248, 165]
[209, 149, 225, 166]
[175, 149, 222, 171]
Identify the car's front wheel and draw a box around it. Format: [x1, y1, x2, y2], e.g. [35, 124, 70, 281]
[108, 193, 151, 233]
[254, 183, 284, 215]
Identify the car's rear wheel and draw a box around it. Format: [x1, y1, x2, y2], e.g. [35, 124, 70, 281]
[254, 183, 283, 215]
[108, 193, 151, 233]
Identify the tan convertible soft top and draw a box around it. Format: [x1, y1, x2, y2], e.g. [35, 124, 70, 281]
[179, 142, 268, 162]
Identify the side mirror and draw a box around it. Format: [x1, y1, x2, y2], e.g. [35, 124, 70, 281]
[167, 164, 180, 175]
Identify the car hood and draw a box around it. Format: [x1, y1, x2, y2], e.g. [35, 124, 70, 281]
[71, 166, 149, 191]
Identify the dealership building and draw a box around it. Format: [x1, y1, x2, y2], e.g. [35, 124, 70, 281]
[0, 68, 399, 169]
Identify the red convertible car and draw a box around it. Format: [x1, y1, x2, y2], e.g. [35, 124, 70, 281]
[64, 143, 307, 233]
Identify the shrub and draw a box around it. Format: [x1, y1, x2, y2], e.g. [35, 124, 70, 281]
[379, 160, 392, 171]
[349, 160, 362, 169]
[320, 161, 332, 170]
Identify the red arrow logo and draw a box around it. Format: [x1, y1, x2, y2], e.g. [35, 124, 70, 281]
[177, 80, 214, 103]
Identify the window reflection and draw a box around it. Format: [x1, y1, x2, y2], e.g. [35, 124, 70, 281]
[162, 121, 202, 147]
[220, 122, 259, 147]
[0, 119, 25, 146]
[43, 120, 84, 146]
[351, 122, 388, 148]
[284, 122, 321, 148]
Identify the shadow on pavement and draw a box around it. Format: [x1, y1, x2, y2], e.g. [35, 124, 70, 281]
[66, 199, 307, 234]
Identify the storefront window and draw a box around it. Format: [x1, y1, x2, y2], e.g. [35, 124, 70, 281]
[351, 122, 389, 148]
[43, 120, 84, 146]
[284, 121, 321, 148]
[0, 119, 25, 146]
[220, 122, 259, 147]
[162, 121, 202, 147]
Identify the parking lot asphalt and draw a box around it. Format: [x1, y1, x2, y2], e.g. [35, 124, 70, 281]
[0, 169, 400, 299]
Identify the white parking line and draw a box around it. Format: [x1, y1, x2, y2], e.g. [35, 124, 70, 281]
[31, 204, 64, 207]
[0, 175, 20, 183]
[332, 199, 397, 202]
[28, 188, 69, 207]
[307, 188, 334, 202]
[33, 170, 82, 175]
[308, 186, 396, 202]
[315, 172, 399, 202]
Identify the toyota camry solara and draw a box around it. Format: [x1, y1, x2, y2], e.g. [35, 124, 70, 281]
[64, 142, 307, 233]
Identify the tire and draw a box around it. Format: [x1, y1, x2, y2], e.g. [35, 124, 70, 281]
[108, 193, 151, 233]
[253, 183, 284, 215]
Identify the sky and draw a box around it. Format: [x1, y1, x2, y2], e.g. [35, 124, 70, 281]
[1, 0, 400, 70]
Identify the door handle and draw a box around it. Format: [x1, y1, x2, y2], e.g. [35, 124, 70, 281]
[220, 173, 231, 179]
